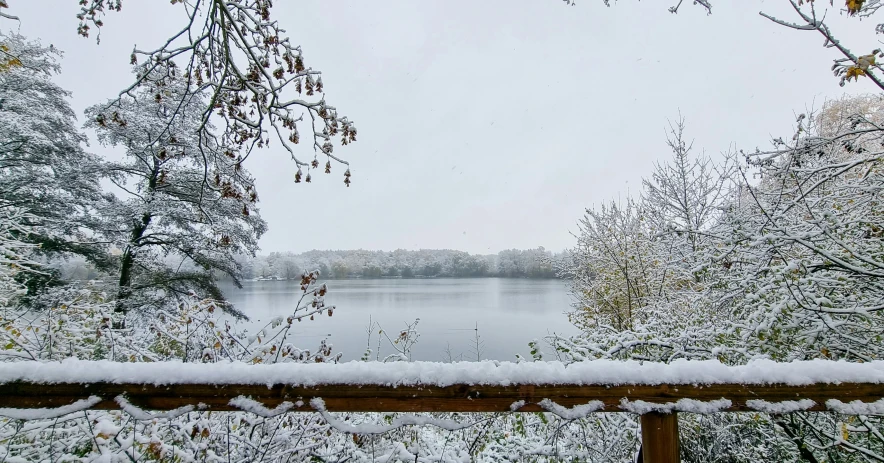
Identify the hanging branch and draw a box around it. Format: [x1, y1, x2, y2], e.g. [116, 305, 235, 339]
[72, 0, 357, 186]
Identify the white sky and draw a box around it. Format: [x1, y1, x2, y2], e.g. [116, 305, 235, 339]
[4, 0, 879, 254]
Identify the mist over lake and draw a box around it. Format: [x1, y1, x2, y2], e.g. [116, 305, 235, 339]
[220, 278, 577, 362]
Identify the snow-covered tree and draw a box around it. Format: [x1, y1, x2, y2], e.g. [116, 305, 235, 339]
[86, 64, 267, 315]
[0, 33, 109, 288]
[692, 93, 884, 463]
[724, 98, 884, 363]
[560, 116, 740, 353]
[643, 117, 734, 254]
[565, 197, 666, 333]
[553, 97, 884, 461]
[562, 117, 734, 337]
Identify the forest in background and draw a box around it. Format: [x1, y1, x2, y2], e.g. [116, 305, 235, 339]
[53, 247, 563, 282]
[235, 248, 562, 280]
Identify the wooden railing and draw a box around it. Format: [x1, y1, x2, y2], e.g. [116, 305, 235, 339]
[3, 360, 884, 463]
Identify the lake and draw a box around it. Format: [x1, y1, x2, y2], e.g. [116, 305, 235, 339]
[220, 278, 579, 362]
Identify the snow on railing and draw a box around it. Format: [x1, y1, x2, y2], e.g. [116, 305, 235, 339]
[5, 358, 884, 387]
[3, 359, 884, 463]
[2, 358, 884, 413]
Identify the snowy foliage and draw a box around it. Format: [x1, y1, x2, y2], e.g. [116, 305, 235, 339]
[556, 98, 884, 461]
[0, 208, 40, 307]
[562, 118, 733, 340]
[724, 105, 884, 364]
[0, 33, 109, 277]
[86, 64, 268, 316]
[3, 0, 359, 180]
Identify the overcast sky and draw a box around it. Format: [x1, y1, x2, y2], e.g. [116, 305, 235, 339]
[5, 1, 878, 254]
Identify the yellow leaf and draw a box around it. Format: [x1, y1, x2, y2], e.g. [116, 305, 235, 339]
[842, 422, 850, 441]
[846, 66, 866, 82]
[847, 0, 865, 15]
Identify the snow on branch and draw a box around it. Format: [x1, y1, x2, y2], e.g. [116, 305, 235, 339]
[229, 396, 300, 417]
[310, 398, 477, 434]
[115, 396, 195, 420]
[74, 0, 358, 183]
[0, 396, 101, 420]
[537, 398, 605, 419]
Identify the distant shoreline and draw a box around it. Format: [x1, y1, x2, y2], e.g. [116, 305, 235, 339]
[237, 248, 562, 281]
[246, 275, 563, 282]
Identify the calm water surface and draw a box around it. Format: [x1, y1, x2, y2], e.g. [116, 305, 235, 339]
[220, 278, 577, 362]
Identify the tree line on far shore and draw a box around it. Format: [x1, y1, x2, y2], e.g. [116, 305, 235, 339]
[235, 248, 563, 280]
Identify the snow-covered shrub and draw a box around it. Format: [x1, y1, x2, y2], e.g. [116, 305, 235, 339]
[557, 101, 884, 461]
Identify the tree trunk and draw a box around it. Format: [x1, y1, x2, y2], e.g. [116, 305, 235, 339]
[114, 213, 151, 313]
[115, 157, 160, 314]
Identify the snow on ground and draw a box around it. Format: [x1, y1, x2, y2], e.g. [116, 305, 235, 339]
[2, 358, 884, 387]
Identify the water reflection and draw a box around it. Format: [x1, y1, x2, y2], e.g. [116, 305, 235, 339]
[220, 278, 578, 362]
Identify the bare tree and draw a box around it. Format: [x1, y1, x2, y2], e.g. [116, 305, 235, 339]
[643, 116, 735, 254]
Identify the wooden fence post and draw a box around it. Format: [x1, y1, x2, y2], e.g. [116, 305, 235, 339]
[640, 412, 680, 463]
